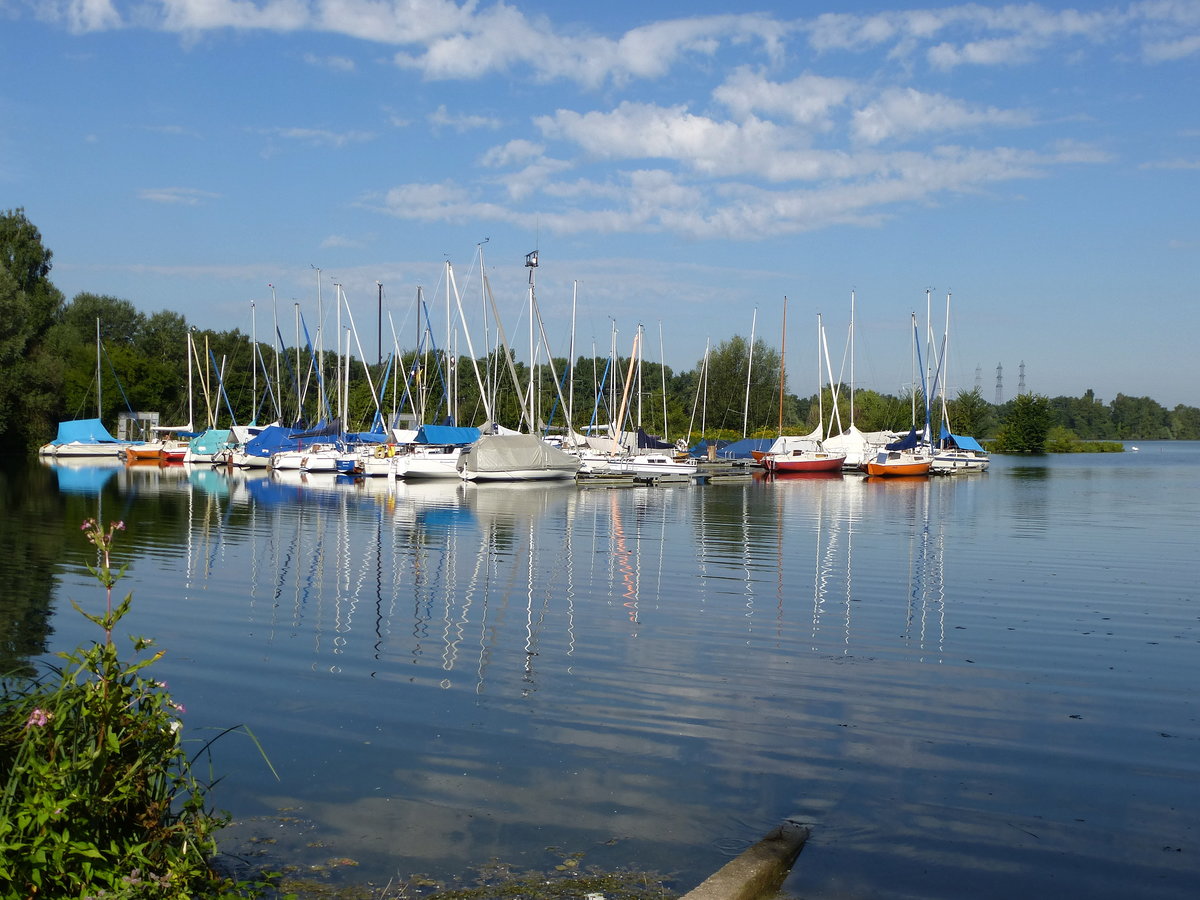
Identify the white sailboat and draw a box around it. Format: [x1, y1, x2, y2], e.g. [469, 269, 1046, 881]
[39, 319, 140, 458]
[930, 290, 989, 473]
[822, 291, 895, 469]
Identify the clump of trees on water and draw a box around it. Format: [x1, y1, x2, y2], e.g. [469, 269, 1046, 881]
[3, 207, 1197, 455]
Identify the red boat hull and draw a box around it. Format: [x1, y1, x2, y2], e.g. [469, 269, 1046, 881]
[763, 453, 846, 474]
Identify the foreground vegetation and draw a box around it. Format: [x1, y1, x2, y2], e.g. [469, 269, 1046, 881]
[3, 208, 1196, 456]
[0, 520, 275, 898]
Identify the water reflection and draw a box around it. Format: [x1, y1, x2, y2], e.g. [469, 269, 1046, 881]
[14, 453, 1197, 899]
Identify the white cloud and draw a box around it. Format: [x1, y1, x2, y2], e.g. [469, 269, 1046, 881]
[36, 0, 122, 33]
[158, 0, 312, 32]
[1140, 157, 1200, 170]
[375, 181, 518, 224]
[259, 126, 376, 147]
[138, 186, 221, 205]
[320, 233, 365, 248]
[303, 52, 355, 72]
[428, 104, 502, 133]
[852, 88, 1033, 145]
[480, 139, 546, 168]
[712, 68, 856, 131]
[394, 8, 787, 87]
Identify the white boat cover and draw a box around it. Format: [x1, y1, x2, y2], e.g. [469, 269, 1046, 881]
[458, 434, 580, 479]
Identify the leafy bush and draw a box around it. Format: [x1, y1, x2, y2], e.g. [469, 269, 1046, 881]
[0, 520, 269, 899]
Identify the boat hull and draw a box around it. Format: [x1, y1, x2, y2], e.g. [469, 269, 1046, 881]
[864, 460, 931, 477]
[763, 453, 846, 474]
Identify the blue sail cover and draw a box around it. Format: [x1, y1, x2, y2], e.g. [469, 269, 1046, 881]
[414, 424, 480, 445]
[939, 423, 986, 452]
[716, 437, 772, 459]
[636, 427, 673, 450]
[687, 438, 729, 458]
[49, 418, 122, 445]
[241, 425, 302, 460]
[886, 428, 922, 451]
[188, 429, 232, 455]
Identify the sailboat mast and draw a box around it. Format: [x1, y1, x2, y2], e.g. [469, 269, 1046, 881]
[778, 297, 787, 436]
[95, 317, 101, 419]
[569, 281, 577, 438]
[743, 307, 757, 438]
[941, 289, 953, 434]
[658, 320, 667, 442]
[250, 301, 257, 425]
[186, 327, 194, 431]
[816, 312, 823, 435]
[849, 290, 856, 426]
[269, 284, 282, 422]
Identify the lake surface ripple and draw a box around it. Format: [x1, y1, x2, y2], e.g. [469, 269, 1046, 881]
[3, 443, 1197, 898]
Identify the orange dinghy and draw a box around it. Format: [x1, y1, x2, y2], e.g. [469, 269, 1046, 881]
[863, 449, 932, 477]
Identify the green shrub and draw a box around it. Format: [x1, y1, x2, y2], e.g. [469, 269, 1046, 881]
[0, 520, 271, 899]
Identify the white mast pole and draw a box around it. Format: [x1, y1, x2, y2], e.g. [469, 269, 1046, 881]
[269, 284, 281, 422]
[742, 307, 757, 438]
[659, 320, 668, 443]
[849, 289, 856, 427]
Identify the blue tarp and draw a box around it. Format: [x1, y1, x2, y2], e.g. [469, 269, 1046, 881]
[688, 438, 771, 459]
[688, 438, 729, 458]
[188, 429, 232, 455]
[241, 425, 302, 460]
[348, 431, 388, 444]
[48, 418, 122, 445]
[415, 424, 480, 445]
[886, 428, 922, 451]
[636, 427, 673, 450]
[939, 423, 986, 452]
[719, 437, 772, 459]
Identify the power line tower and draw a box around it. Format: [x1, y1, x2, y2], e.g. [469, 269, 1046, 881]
[1018, 360, 1026, 395]
[974, 364, 982, 393]
[994, 363, 1004, 405]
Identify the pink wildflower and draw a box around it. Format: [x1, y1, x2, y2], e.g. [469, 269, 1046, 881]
[25, 708, 51, 728]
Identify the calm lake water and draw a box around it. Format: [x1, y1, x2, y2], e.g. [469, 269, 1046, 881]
[2, 444, 1197, 898]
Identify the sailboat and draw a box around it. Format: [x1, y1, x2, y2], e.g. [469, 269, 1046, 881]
[760, 304, 847, 475]
[929, 291, 989, 472]
[863, 312, 932, 478]
[39, 319, 142, 458]
[822, 290, 896, 469]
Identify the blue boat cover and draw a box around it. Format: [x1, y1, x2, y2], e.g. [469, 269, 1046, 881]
[687, 438, 729, 457]
[415, 424, 480, 445]
[348, 430, 389, 444]
[188, 429, 232, 455]
[939, 423, 986, 452]
[636, 427, 673, 450]
[241, 425, 302, 459]
[49, 418, 122, 445]
[716, 437, 773, 459]
[886, 428, 922, 451]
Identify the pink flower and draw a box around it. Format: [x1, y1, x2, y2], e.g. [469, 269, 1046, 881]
[25, 708, 51, 728]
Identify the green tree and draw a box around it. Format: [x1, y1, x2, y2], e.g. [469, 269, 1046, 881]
[61, 292, 147, 347]
[701, 335, 781, 436]
[1170, 404, 1200, 440]
[1109, 393, 1170, 439]
[993, 392, 1053, 452]
[946, 386, 993, 438]
[0, 209, 66, 445]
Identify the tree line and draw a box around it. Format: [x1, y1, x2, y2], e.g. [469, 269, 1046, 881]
[3, 207, 1196, 453]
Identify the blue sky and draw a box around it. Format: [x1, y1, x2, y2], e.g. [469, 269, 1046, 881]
[3, 0, 1198, 407]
